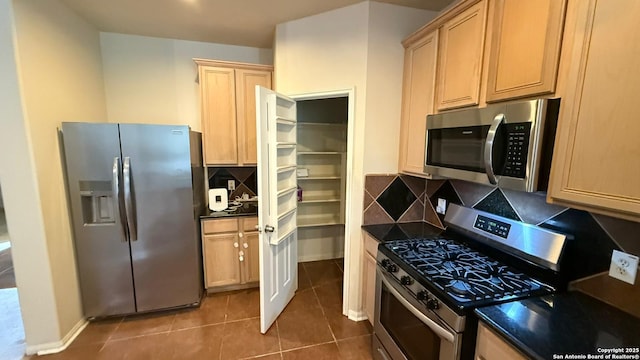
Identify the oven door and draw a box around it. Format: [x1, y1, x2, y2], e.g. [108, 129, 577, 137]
[373, 269, 462, 360]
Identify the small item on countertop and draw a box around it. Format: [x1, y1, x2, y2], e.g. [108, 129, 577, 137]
[208, 188, 228, 211]
[297, 185, 303, 202]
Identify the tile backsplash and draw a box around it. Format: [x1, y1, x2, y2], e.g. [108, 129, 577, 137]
[363, 175, 426, 225]
[363, 174, 640, 315]
[208, 167, 257, 199]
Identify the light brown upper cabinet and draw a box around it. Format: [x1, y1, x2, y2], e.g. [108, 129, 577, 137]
[195, 59, 272, 166]
[548, 0, 640, 222]
[485, 0, 566, 102]
[436, 0, 488, 111]
[398, 30, 438, 176]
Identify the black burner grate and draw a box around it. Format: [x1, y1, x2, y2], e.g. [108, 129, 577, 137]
[384, 238, 544, 303]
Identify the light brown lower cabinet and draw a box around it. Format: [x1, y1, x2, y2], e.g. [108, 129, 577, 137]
[362, 232, 379, 325]
[201, 216, 259, 291]
[475, 322, 527, 360]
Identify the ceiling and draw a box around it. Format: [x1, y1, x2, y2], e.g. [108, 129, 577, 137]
[60, 0, 453, 48]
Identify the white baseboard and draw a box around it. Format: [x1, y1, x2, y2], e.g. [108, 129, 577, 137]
[348, 309, 368, 322]
[298, 252, 344, 263]
[26, 318, 88, 355]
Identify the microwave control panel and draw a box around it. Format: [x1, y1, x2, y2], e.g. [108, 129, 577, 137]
[502, 123, 531, 178]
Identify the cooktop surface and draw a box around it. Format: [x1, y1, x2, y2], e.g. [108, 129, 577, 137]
[382, 237, 553, 308]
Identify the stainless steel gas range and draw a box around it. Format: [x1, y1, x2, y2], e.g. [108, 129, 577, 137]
[372, 204, 568, 360]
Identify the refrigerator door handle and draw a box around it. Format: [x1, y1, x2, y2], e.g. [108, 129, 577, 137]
[123, 157, 138, 241]
[112, 157, 128, 241]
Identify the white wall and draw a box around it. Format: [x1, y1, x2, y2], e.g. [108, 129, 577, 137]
[100, 33, 273, 131]
[7, 0, 108, 352]
[275, 1, 435, 318]
[364, 2, 438, 174]
[0, 0, 61, 350]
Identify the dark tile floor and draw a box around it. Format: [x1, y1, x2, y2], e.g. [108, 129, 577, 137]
[7, 258, 372, 360]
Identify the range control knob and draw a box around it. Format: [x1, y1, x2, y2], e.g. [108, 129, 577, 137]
[380, 259, 391, 268]
[386, 264, 398, 273]
[400, 276, 413, 286]
[416, 290, 428, 301]
[426, 298, 439, 310]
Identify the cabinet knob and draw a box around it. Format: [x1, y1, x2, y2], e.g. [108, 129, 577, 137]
[233, 242, 239, 248]
[243, 243, 248, 248]
[239, 250, 244, 256]
[239, 232, 244, 238]
[239, 255, 244, 262]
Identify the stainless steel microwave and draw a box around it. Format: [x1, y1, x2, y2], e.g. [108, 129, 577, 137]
[424, 98, 560, 192]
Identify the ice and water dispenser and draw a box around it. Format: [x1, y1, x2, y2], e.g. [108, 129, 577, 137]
[79, 180, 116, 224]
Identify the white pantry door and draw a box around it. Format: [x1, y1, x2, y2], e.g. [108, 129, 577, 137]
[256, 86, 298, 334]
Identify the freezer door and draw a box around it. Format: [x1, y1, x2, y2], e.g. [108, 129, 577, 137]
[119, 124, 201, 312]
[60, 122, 135, 317]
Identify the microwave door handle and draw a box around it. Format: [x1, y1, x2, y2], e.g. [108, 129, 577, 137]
[484, 114, 505, 185]
[378, 270, 456, 343]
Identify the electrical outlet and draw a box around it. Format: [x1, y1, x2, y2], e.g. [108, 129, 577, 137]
[436, 198, 447, 215]
[227, 180, 235, 191]
[608, 250, 639, 285]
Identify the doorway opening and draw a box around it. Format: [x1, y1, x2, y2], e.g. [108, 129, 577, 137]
[292, 90, 356, 320]
[0, 183, 26, 358]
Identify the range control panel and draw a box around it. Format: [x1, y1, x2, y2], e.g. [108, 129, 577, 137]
[474, 215, 511, 239]
[502, 123, 531, 178]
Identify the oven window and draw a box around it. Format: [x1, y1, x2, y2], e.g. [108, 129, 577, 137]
[380, 282, 441, 360]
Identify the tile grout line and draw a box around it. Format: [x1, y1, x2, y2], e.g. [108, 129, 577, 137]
[309, 276, 339, 345]
[280, 340, 339, 355]
[275, 320, 283, 357]
[98, 317, 125, 352]
[218, 294, 231, 360]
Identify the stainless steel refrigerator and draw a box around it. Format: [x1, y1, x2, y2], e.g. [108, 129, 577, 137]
[60, 122, 205, 318]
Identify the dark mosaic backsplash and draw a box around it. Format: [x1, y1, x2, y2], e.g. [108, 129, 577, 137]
[364, 174, 640, 311]
[208, 167, 258, 199]
[362, 175, 426, 225]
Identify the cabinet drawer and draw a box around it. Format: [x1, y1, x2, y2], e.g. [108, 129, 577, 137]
[363, 232, 379, 258]
[202, 218, 238, 234]
[242, 217, 258, 232]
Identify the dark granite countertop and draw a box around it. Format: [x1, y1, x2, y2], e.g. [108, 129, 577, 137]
[361, 222, 443, 242]
[475, 291, 640, 360]
[200, 203, 258, 219]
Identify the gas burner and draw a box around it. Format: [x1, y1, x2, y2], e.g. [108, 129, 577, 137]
[383, 238, 549, 304]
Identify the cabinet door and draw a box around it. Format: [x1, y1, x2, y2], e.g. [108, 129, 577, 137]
[436, 0, 487, 110]
[363, 252, 377, 326]
[475, 323, 527, 360]
[203, 233, 241, 288]
[485, 0, 566, 102]
[199, 66, 238, 165]
[235, 69, 272, 165]
[548, 0, 640, 221]
[241, 231, 260, 284]
[398, 30, 438, 175]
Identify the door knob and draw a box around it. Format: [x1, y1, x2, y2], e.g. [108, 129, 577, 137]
[264, 225, 275, 233]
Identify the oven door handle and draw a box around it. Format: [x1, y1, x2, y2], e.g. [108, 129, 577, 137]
[484, 114, 504, 185]
[378, 271, 456, 343]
